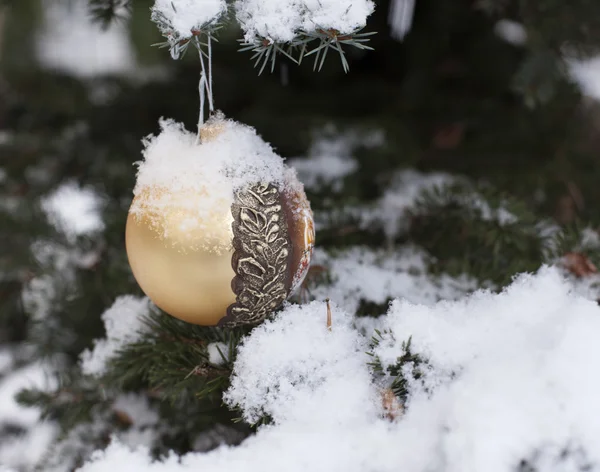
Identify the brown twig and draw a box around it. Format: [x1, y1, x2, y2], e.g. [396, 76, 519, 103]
[381, 388, 403, 420]
[183, 364, 230, 380]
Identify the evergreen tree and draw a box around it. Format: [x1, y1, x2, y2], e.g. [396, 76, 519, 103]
[2, 1, 600, 471]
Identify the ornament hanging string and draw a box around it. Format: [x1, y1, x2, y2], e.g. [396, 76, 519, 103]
[196, 34, 215, 144]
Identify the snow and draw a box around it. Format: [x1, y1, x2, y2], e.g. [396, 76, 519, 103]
[41, 181, 105, 243]
[77, 267, 600, 472]
[0, 350, 12, 375]
[494, 20, 527, 46]
[131, 116, 297, 252]
[37, 1, 137, 79]
[21, 274, 57, 321]
[388, 0, 415, 41]
[372, 267, 600, 471]
[363, 169, 455, 238]
[112, 394, 160, 449]
[311, 246, 478, 315]
[151, 0, 227, 40]
[224, 301, 376, 425]
[113, 395, 159, 429]
[568, 55, 600, 101]
[0, 422, 58, 471]
[80, 296, 152, 377]
[22, 240, 102, 325]
[356, 170, 518, 239]
[235, 0, 375, 43]
[207, 343, 229, 365]
[289, 127, 383, 192]
[191, 425, 248, 452]
[0, 363, 56, 428]
[291, 152, 357, 193]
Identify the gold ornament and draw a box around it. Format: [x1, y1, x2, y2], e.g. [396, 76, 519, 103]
[125, 119, 314, 327]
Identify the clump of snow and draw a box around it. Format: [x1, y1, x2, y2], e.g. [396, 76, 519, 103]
[112, 394, 160, 449]
[494, 19, 527, 46]
[21, 275, 57, 321]
[291, 153, 357, 193]
[289, 127, 383, 192]
[135, 117, 287, 195]
[362, 170, 455, 238]
[359, 170, 518, 239]
[79, 267, 600, 472]
[224, 301, 377, 425]
[22, 241, 75, 323]
[235, 0, 375, 43]
[311, 246, 478, 315]
[22, 240, 100, 325]
[0, 422, 58, 471]
[80, 296, 152, 377]
[113, 394, 159, 428]
[41, 181, 105, 243]
[567, 55, 600, 101]
[464, 193, 519, 226]
[580, 227, 600, 248]
[131, 116, 291, 252]
[207, 343, 229, 365]
[152, 0, 227, 40]
[0, 363, 56, 428]
[372, 267, 600, 471]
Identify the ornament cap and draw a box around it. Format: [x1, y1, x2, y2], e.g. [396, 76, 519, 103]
[199, 111, 227, 143]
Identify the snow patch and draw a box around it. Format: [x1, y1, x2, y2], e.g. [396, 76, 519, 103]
[568, 55, 600, 101]
[372, 267, 600, 471]
[494, 19, 527, 46]
[41, 182, 105, 242]
[289, 127, 383, 192]
[0, 422, 58, 471]
[364, 170, 455, 238]
[78, 268, 600, 472]
[113, 394, 159, 428]
[311, 246, 478, 315]
[0, 363, 56, 428]
[207, 343, 229, 365]
[80, 296, 152, 377]
[224, 301, 376, 425]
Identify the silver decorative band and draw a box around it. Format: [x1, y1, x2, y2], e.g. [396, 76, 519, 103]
[219, 183, 290, 327]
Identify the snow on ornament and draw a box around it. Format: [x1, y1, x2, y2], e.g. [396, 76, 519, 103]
[125, 113, 314, 327]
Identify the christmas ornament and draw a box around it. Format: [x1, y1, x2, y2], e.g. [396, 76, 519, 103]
[126, 115, 314, 327]
[126, 10, 320, 327]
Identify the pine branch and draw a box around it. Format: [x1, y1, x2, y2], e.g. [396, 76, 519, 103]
[408, 183, 547, 286]
[239, 27, 376, 75]
[368, 332, 430, 405]
[17, 373, 112, 434]
[104, 311, 248, 404]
